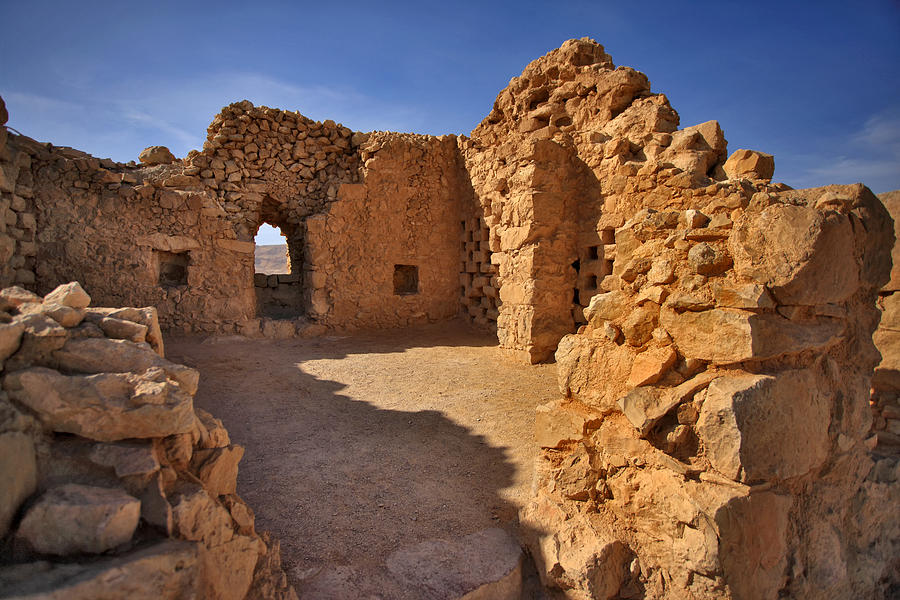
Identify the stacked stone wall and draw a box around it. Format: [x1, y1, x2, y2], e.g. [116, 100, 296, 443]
[304, 132, 469, 329]
[0, 282, 296, 599]
[0, 105, 38, 288]
[2, 97, 469, 336]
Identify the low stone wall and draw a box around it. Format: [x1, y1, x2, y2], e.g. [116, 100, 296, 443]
[0, 282, 296, 599]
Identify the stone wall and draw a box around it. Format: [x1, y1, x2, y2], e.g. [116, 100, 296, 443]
[2, 98, 469, 336]
[0, 100, 38, 289]
[492, 40, 899, 600]
[0, 282, 296, 599]
[304, 132, 469, 329]
[872, 189, 900, 452]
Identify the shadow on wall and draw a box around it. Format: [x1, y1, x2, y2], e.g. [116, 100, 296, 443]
[166, 323, 550, 599]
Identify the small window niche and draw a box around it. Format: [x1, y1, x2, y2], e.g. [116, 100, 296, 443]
[157, 251, 189, 288]
[393, 265, 419, 295]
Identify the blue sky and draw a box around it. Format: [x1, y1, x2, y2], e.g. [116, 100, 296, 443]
[2, 1, 899, 241]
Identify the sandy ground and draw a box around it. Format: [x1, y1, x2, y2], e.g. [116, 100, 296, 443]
[167, 320, 561, 598]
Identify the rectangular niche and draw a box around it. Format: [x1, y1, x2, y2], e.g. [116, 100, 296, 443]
[157, 250, 189, 288]
[393, 264, 418, 295]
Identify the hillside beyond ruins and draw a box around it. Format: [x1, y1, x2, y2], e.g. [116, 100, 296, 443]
[0, 38, 898, 599]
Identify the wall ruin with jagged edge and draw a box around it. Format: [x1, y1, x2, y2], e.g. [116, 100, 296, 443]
[0, 37, 898, 599]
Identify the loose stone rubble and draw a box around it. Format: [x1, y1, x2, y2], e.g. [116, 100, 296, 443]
[0, 282, 296, 600]
[0, 38, 898, 599]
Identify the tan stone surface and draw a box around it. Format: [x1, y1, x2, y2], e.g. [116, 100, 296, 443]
[43, 281, 91, 309]
[0, 540, 199, 599]
[697, 371, 831, 482]
[139, 145, 176, 165]
[722, 148, 775, 180]
[0, 431, 37, 537]
[16, 484, 140, 555]
[4, 366, 196, 441]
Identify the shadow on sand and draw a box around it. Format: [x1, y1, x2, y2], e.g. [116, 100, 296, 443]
[167, 320, 555, 599]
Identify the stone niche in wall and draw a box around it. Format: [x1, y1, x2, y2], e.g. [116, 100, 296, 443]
[393, 264, 419, 295]
[156, 250, 189, 288]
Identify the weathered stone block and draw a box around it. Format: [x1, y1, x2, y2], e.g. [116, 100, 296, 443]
[16, 484, 140, 555]
[0, 431, 37, 537]
[697, 370, 830, 482]
[4, 367, 196, 441]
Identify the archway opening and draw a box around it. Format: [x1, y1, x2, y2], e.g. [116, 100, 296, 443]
[252, 204, 305, 319]
[254, 224, 290, 275]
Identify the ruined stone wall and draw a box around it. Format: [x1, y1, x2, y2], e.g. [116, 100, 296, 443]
[0, 282, 296, 599]
[872, 189, 900, 452]
[3, 97, 470, 335]
[0, 102, 39, 289]
[495, 39, 900, 600]
[305, 132, 469, 329]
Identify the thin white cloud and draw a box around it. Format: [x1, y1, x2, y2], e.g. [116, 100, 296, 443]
[854, 108, 900, 151]
[790, 106, 900, 193]
[4, 71, 430, 162]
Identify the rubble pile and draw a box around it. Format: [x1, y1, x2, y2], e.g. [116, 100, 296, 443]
[0, 282, 296, 599]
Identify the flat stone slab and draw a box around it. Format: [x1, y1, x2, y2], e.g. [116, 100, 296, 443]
[295, 528, 523, 600]
[386, 528, 523, 600]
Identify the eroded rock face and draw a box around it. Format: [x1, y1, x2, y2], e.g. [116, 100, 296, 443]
[0, 283, 297, 599]
[507, 41, 898, 600]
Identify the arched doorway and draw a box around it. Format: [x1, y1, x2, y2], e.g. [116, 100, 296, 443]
[252, 199, 305, 319]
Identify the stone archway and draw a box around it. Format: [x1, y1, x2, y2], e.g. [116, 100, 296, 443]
[251, 197, 306, 319]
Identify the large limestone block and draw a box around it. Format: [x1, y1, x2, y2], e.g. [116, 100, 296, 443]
[524, 497, 627, 600]
[201, 535, 264, 600]
[16, 484, 140, 554]
[139, 145, 176, 165]
[660, 307, 843, 364]
[556, 333, 633, 410]
[722, 148, 774, 180]
[534, 400, 587, 448]
[90, 441, 160, 479]
[190, 445, 244, 497]
[386, 528, 523, 600]
[583, 290, 626, 323]
[626, 345, 676, 388]
[170, 481, 235, 547]
[4, 367, 195, 441]
[53, 337, 197, 393]
[0, 286, 42, 310]
[43, 281, 91, 309]
[0, 320, 25, 364]
[697, 370, 830, 482]
[715, 492, 791, 600]
[5, 313, 68, 371]
[0, 539, 198, 599]
[0, 94, 7, 125]
[663, 120, 727, 175]
[0, 432, 37, 537]
[106, 306, 165, 356]
[98, 316, 148, 343]
[729, 203, 859, 305]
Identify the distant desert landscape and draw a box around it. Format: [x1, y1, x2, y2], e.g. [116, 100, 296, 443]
[255, 244, 288, 273]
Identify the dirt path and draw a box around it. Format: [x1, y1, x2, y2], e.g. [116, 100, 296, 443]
[167, 320, 560, 598]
